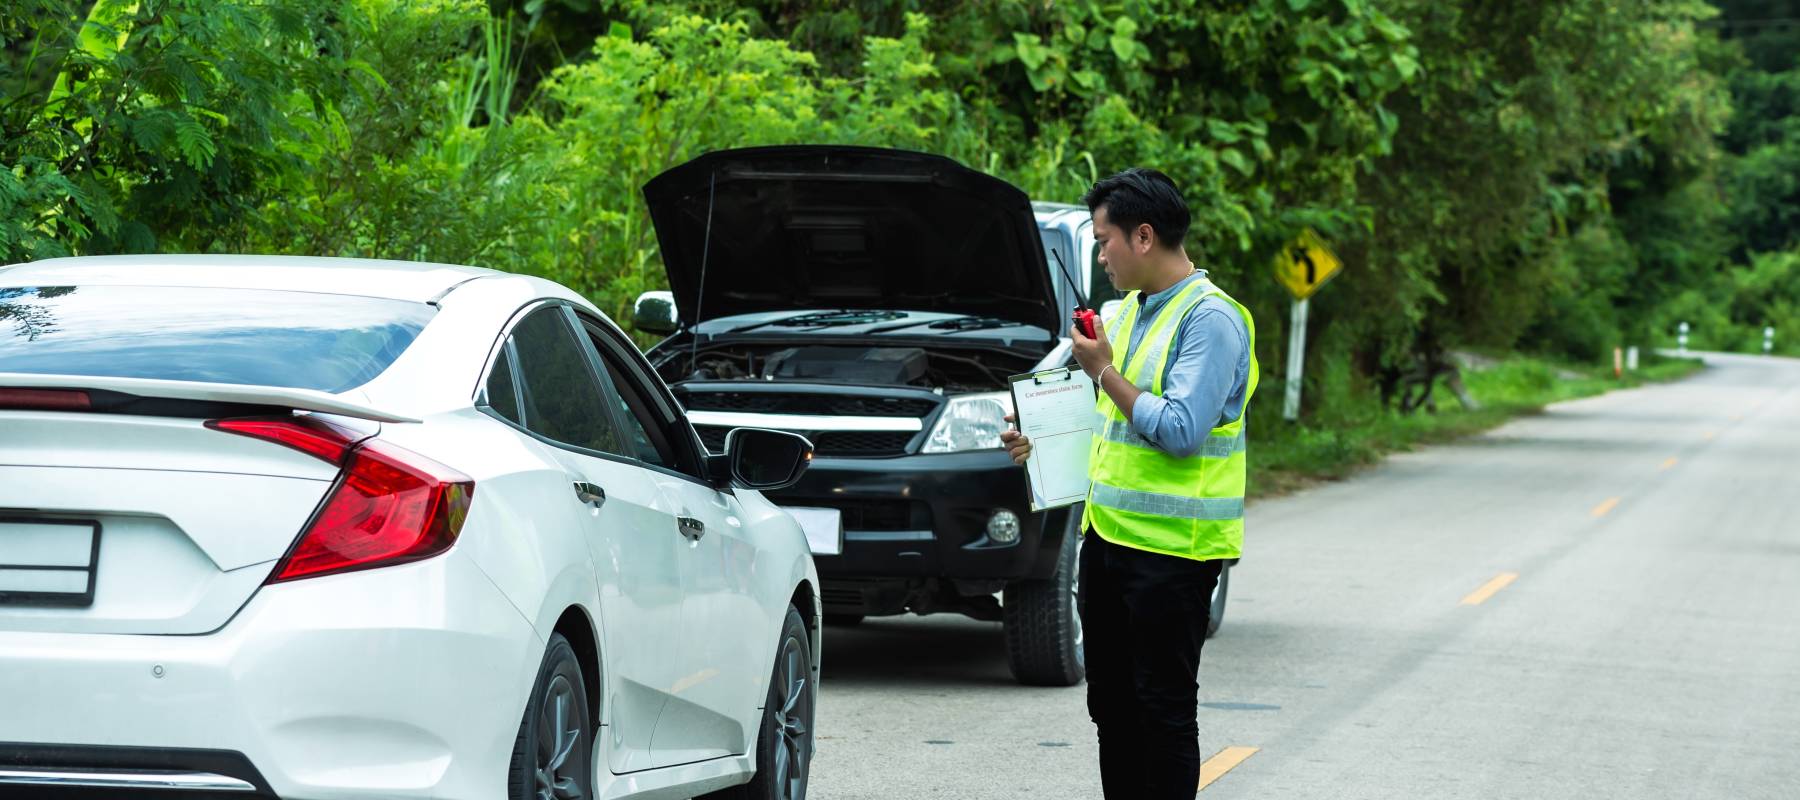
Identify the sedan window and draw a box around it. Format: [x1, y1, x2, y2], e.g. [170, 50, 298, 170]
[596, 351, 675, 470]
[0, 285, 432, 392]
[507, 307, 624, 456]
[481, 345, 522, 424]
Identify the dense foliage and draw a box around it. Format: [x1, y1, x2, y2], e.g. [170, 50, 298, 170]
[3, 0, 1794, 418]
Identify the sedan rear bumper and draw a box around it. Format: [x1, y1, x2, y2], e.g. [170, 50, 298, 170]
[0, 552, 542, 800]
[0, 742, 273, 799]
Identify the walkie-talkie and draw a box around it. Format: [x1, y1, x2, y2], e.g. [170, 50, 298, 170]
[1072, 307, 1098, 339]
[1050, 248, 1098, 339]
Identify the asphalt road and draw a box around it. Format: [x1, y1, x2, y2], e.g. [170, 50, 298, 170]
[805, 352, 1800, 799]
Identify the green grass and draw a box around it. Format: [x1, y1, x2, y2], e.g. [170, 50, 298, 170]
[1247, 354, 1706, 498]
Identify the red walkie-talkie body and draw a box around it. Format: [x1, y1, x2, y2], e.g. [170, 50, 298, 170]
[1072, 307, 1099, 339]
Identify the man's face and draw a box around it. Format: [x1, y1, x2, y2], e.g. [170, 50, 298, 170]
[1092, 206, 1152, 292]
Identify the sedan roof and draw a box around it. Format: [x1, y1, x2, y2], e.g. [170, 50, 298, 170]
[0, 255, 502, 303]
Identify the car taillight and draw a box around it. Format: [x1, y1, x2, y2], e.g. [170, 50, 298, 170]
[206, 416, 357, 465]
[208, 416, 475, 583]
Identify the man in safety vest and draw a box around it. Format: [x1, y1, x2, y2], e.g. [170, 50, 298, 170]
[1003, 167, 1257, 799]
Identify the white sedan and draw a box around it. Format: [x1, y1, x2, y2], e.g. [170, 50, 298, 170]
[0, 256, 821, 800]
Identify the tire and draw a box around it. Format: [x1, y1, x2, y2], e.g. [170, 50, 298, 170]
[699, 604, 816, 800]
[1206, 562, 1231, 639]
[509, 633, 593, 800]
[1003, 518, 1084, 687]
[822, 613, 864, 626]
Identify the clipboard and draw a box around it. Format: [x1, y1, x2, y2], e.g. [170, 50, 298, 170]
[1008, 367, 1097, 511]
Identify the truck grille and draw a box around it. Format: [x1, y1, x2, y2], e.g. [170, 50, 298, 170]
[789, 498, 931, 531]
[695, 425, 731, 453]
[812, 431, 915, 456]
[680, 391, 938, 418]
[693, 425, 915, 458]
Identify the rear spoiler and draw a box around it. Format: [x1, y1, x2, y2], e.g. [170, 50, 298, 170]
[0, 373, 421, 423]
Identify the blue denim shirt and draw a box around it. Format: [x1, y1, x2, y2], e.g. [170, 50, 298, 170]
[1119, 271, 1252, 458]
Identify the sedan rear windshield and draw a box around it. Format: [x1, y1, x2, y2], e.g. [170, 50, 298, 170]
[0, 285, 435, 393]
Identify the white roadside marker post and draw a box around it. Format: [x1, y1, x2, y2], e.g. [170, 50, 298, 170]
[1678, 321, 1690, 355]
[1765, 326, 1775, 355]
[1283, 298, 1308, 422]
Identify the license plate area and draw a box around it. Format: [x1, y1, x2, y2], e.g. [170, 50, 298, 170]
[0, 517, 101, 607]
[784, 507, 844, 556]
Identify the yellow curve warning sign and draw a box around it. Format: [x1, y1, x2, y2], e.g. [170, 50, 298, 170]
[1272, 229, 1343, 300]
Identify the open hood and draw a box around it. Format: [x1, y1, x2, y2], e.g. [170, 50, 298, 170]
[643, 146, 1060, 332]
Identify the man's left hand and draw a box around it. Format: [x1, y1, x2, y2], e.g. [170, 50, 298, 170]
[1071, 321, 1114, 379]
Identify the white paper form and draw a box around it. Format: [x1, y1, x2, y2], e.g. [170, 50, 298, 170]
[1008, 367, 1098, 511]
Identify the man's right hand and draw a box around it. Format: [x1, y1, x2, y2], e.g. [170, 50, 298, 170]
[1001, 413, 1031, 465]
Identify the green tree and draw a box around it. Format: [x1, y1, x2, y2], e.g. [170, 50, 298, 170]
[1335, 0, 1728, 406]
[0, 0, 358, 260]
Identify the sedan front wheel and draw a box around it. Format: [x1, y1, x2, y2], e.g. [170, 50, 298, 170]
[700, 604, 815, 800]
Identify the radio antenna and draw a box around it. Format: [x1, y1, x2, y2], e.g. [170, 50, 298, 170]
[1050, 246, 1087, 309]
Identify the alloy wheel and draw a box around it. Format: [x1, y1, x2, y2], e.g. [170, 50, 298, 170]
[535, 674, 586, 800]
[773, 634, 814, 800]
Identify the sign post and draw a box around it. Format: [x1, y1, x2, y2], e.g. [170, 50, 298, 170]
[1284, 299, 1309, 420]
[1678, 321, 1690, 355]
[1764, 326, 1775, 355]
[1271, 229, 1343, 422]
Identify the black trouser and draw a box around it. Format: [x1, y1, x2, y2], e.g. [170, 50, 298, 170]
[1078, 529, 1224, 800]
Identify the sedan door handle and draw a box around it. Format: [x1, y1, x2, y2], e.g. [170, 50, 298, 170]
[677, 516, 705, 542]
[573, 482, 607, 508]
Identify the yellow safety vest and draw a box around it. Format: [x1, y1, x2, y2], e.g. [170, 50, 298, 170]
[1081, 278, 1259, 561]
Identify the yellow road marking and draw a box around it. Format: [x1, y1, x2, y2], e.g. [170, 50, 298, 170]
[1660, 457, 1678, 470]
[1704, 431, 1717, 441]
[1198, 746, 1259, 791]
[1591, 497, 1621, 518]
[1460, 572, 1519, 606]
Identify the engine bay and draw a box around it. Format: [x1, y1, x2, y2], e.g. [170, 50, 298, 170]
[654, 342, 1039, 393]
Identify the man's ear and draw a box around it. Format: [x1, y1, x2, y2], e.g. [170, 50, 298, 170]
[1135, 223, 1156, 254]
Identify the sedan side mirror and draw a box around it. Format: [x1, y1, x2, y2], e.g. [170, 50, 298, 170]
[633, 290, 679, 335]
[711, 428, 813, 491]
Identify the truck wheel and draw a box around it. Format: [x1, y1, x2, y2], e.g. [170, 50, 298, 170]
[1003, 522, 1084, 686]
[1207, 562, 1230, 639]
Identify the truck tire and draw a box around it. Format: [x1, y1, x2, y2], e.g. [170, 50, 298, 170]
[1206, 562, 1230, 639]
[1003, 520, 1084, 686]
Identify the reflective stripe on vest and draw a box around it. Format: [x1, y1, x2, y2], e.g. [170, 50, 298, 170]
[1089, 483, 1247, 520]
[1096, 417, 1247, 458]
[1082, 279, 1259, 561]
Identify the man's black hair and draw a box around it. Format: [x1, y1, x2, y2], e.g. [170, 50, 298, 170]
[1082, 167, 1190, 251]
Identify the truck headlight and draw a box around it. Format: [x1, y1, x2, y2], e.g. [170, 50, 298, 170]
[921, 392, 1014, 453]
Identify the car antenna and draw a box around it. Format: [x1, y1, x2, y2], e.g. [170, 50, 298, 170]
[689, 170, 716, 370]
[1051, 246, 1086, 308]
[1050, 246, 1098, 339]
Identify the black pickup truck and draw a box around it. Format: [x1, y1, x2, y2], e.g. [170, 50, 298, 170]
[632, 146, 1229, 686]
